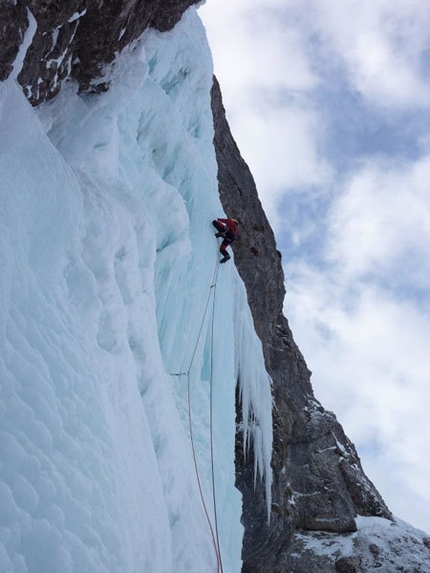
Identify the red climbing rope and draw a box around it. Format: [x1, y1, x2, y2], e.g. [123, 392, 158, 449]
[173, 257, 223, 572]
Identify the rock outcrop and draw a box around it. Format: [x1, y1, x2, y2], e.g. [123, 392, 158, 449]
[0, 0, 198, 104]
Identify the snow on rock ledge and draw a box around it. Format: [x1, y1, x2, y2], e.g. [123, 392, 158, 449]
[287, 516, 430, 573]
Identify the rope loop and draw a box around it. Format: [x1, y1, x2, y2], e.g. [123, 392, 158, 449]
[169, 255, 224, 572]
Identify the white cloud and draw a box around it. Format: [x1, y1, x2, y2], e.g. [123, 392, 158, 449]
[231, 105, 333, 228]
[201, 0, 430, 114]
[311, 0, 430, 108]
[199, 1, 331, 230]
[200, 0, 430, 234]
[200, 1, 318, 93]
[364, 448, 430, 533]
[327, 155, 430, 282]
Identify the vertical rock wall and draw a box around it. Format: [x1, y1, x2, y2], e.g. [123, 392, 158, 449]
[210, 76, 392, 572]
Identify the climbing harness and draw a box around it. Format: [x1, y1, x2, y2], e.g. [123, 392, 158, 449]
[170, 257, 224, 573]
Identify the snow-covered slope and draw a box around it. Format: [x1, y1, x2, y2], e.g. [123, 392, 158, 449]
[287, 516, 430, 573]
[0, 10, 272, 573]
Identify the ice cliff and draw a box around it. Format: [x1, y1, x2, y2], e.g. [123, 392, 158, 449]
[1, 2, 430, 573]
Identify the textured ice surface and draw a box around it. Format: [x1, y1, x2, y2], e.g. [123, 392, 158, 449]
[0, 8, 272, 573]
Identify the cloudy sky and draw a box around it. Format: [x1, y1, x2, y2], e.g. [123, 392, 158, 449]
[199, 0, 430, 533]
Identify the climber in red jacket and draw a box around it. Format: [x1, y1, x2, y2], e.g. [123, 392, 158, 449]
[212, 218, 240, 263]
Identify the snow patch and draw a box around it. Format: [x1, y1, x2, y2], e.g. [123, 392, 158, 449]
[10, 8, 37, 82]
[293, 516, 430, 572]
[68, 9, 87, 23]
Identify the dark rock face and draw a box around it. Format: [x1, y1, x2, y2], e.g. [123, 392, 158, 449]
[1, 0, 198, 105]
[0, 1, 27, 81]
[210, 76, 392, 572]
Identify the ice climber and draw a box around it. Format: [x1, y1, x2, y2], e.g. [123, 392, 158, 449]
[212, 218, 240, 264]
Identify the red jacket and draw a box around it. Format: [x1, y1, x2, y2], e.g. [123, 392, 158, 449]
[217, 218, 240, 238]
